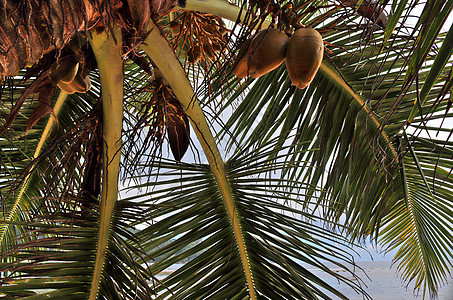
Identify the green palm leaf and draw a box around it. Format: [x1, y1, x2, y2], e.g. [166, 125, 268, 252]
[0, 197, 153, 298]
[0, 69, 94, 254]
[379, 135, 453, 299]
[127, 139, 369, 299]
[0, 0, 452, 299]
[204, 1, 453, 297]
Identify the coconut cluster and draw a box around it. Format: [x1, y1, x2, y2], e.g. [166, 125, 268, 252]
[232, 28, 324, 89]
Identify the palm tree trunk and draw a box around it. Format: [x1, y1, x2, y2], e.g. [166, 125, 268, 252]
[0, 0, 101, 81]
[0, 0, 181, 81]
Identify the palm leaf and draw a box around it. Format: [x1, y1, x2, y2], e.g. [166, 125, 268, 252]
[126, 139, 369, 299]
[379, 135, 453, 299]
[0, 0, 452, 299]
[199, 1, 453, 297]
[0, 69, 95, 254]
[0, 196, 153, 299]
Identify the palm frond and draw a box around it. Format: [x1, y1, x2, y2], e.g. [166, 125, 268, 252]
[0, 69, 96, 252]
[207, 2, 453, 297]
[0, 195, 154, 299]
[125, 136, 370, 299]
[379, 135, 453, 299]
[0, 1, 452, 299]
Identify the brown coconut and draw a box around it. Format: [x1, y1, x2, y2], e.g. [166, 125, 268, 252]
[50, 55, 79, 84]
[232, 38, 252, 78]
[232, 29, 288, 78]
[286, 28, 324, 89]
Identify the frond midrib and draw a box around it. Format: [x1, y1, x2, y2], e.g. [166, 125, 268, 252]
[319, 62, 398, 161]
[0, 91, 68, 245]
[141, 20, 256, 299]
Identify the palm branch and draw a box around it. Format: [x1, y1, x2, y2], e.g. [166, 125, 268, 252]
[125, 140, 368, 299]
[0, 0, 452, 299]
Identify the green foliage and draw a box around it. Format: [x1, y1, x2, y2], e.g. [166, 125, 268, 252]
[1, 0, 453, 299]
[126, 141, 367, 299]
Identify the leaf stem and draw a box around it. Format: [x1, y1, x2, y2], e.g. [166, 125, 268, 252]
[0, 91, 68, 245]
[141, 21, 256, 299]
[181, 0, 245, 23]
[319, 62, 398, 161]
[180, 0, 271, 28]
[88, 27, 124, 300]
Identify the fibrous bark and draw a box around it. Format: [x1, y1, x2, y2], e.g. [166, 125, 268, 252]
[0, 0, 99, 81]
[0, 0, 182, 81]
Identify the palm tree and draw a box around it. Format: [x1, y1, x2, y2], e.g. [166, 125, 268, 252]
[0, 0, 452, 299]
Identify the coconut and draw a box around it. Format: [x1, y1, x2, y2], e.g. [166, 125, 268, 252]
[232, 29, 288, 78]
[166, 97, 190, 161]
[286, 28, 324, 89]
[186, 46, 201, 64]
[232, 38, 252, 78]
[247, 29, 288, 78]
[50, 55, 79, 84]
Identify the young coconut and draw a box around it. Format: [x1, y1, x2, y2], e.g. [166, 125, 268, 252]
[286, 28, 324, 89]
[248, 29, 288, 78]
[232, 29, 288, 78]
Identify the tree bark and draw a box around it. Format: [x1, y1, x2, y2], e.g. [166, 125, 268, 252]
[0, 0, 101, 81]
[0, 0, 181, 81]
